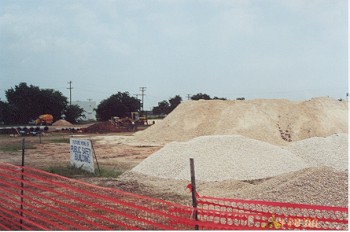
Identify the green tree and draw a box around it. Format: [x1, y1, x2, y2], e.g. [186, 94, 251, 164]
[5, 83, 67, 124]
[168, 95, 182, 113]
[37, 89, 67, 120]
[152, 95, 183, 115]
[213, 96, 227, 100]
[152, 100, 170, 115]
[96, 92, 141, 121]
[64, 104, 85, 123]
[191, 93, 211, 100]
[190, 93, 227, 100]
[0, 100, 16, 124]
[0, 100, 4, 123]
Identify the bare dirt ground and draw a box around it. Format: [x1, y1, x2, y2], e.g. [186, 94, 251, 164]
[0, 131, 215, 205]
[0, 131, 162, 165]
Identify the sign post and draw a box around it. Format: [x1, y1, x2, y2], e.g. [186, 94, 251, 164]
[70, 138, 95, 173]
[90, 140, 101, 176]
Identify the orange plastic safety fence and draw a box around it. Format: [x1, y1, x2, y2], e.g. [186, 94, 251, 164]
[0, 163, 204, 230]
[0, 162, 348, 230]
[197, 196, 348, 230]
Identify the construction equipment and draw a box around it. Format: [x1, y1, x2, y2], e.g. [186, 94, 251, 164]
[35, 114, 53, 125]
[131, 112, 148, 125]
[111, 112, 148, 131]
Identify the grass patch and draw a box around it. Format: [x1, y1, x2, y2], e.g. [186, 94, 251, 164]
[45, 138, 70, 144]
[45, 165, 122, 178]
[0, 143, 36, 153]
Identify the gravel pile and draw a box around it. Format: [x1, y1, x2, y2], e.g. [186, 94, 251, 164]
[52, 119, 73, 126]
[125, 98, 348, 207]
[134, 97, 348, 146]
[286, 133, 348, 171]
[132, 133, 348, 182]
[237, 167, 348, 207]
[120, 167, 348, 207]
[132, 135, 309, 181]
[200, 167, 348, 207]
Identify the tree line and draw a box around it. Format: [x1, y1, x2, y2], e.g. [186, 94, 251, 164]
[0, 83, 228, 125]
[152, 93, 227, 115]
[0, 83, 85, 124]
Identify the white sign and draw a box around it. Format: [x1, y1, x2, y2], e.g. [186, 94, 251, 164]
[70, 138, 95, 173]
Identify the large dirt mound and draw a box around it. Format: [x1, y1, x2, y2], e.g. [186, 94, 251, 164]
[134, 97, 348, 145]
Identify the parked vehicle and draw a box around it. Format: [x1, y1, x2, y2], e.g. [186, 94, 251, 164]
[35, 114, 53, 125]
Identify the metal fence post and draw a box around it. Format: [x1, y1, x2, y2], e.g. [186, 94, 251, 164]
[190, 158, 199, 230]
[20, 138, 25, 230]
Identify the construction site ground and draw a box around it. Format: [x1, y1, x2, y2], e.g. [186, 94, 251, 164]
[0, 132, 194, 205]
[0, 130, 348, 208]
[0, 98, 348, 208]
[0, 131, 272, 206]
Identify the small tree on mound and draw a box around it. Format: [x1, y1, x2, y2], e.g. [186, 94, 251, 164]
[191, 93, 211, 100]
[191, 93, 227, 100]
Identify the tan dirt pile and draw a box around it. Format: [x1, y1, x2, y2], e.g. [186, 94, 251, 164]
[134, 97, 348, 145]
[52, 119, 73, 126]
[132, 135, 309, 181]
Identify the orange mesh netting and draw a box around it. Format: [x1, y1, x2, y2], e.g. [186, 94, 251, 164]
[0, 163, 347, 230]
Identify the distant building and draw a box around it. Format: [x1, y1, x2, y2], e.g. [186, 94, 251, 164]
[72, 100, 97, 121]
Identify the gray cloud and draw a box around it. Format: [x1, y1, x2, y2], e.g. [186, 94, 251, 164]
[0, 0, 347, 108]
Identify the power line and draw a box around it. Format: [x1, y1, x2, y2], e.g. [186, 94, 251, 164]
[67, 81, 73, 106]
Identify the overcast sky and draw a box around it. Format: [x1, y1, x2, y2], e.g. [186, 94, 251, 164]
[0, 0, 348, 110]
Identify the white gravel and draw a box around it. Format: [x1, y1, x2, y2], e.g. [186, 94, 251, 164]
[286, 133, 348, 171]
[132, 133, 348, 182]
[132, 135, 309, 181]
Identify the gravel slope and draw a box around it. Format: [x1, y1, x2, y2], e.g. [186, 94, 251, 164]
[132, 135, 309, 181]
[286, 133, 348, 171]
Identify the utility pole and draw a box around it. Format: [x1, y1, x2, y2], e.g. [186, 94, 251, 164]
[187, 94, 191, 100]
[67, 81, 73, 106]
[87, 98, 93, 107]
[139, 87, 146, 113]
